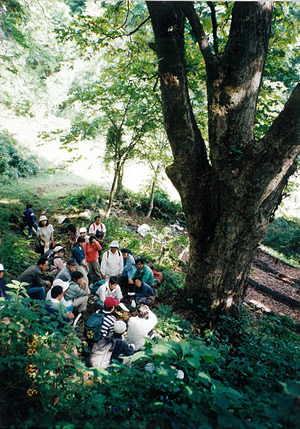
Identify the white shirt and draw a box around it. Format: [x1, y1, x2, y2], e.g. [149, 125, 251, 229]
[100, 249, 123, 277]
[125, 310, 158, 351]
[96, 281, 123, 303]
[89, 222, 106, 235]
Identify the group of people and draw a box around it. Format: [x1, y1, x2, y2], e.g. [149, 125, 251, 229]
[0, 205, 160, 368]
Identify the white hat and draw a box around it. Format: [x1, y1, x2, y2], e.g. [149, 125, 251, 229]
[53, 245, 64, 253]
[39, 215, 48, 222]
[53, 278, 69, 292]
[110, 240, 119, 248]
[114, 320, 127, 334]
[0, 263, 5, 271]
[79, 227, 87, 233]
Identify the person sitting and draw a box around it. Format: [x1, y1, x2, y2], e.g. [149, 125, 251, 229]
[18, 257, 51, 300]
[64, 271, 90, 313]
[45, 285, 74, 322]
[94, 276, 123, 310]
[84, 235, 102, 284]
[100, 241, 123, 281]
[128, 258, 154, 288]
[55, 259, 77, 282]
[88, 320, 135, 368]
[22, 204, 38, 238]
[89, 216, 106, 247]
[100, 297, 120, 339]
[79, 227, 89, 243]
[51, 245, 66, 276]
[120, 248, 136, 289]
[72, 236, 89, 284]
[129, 276, 155, 306]
[125, 304, 158, 351]
[36, 215, 55, 254]
[46, 278, 73, 312]
[0, 263, 11, 300]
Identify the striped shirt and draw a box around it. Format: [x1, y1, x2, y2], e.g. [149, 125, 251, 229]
[100, 312, 116, 338]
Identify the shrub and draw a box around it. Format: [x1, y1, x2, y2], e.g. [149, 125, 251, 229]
[0, 131, 42, 182]
[263, 216, 300, 261]
[62, 185, 109, 211]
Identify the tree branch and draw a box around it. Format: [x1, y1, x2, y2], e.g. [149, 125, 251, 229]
[207, 2, 218, 54]
[178, 1, 216, 77]
[255, 84, 300, 204]
[126, 16, 151, 37]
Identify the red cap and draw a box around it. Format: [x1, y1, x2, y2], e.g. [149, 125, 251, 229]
[104, 297, 120, 308]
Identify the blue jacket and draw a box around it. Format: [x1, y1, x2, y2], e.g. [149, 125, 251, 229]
[72, 245, 86, 265]
[23, 208, 36, 226]
[133, 282, 155, 299]
[122, 254, 136, 278]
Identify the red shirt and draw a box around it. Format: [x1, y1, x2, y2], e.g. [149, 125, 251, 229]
[84, 241, 102, 262]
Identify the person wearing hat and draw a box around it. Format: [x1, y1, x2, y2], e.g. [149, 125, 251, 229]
[100, 240, 123, 281]
[0, 263, 11, 300]
[36, 215, 55, 255]
[46, 278, 72, 311]
[18, 257, 51, 300]
[94, 276, 123, 310]
[99, 296, 120, 339]
[120, 248, 136, 289]
[79, 227, 89, 243]
[55, 258, 77, 282]
[51, 245, 66, 276]
[44, 285, 74, 322]
[64, 271, 89, 313]
[88, 320, 135, 368]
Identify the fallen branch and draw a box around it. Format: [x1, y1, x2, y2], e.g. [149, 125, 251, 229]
[247, 278, 300, 309]
[253, 259, 300, 288]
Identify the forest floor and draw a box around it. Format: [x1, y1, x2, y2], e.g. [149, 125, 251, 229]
[247, 250, 300, 324]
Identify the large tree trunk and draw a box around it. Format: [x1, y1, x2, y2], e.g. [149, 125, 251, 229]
[147, 1, 300, 321]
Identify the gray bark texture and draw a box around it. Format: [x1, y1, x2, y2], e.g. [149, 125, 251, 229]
[147, 1, 300, 321]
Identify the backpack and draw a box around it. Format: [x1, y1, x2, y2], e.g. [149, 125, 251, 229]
[88, 338, 115, 368]
[84, 311, 105, 342]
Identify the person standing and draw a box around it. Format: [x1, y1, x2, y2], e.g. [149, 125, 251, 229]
[22, 204, 38, 238]
[100, 241, 123, 281]
[89, 216, 106, 247]
[36, 215, 55, 254]
[72, 236, 89, 284]
[120, 248, 136, 289]
[84, 235, 102, 283]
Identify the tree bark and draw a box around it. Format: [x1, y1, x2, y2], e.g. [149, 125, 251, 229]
[146, 178, 156, 219]
[147, 1, 300, 321]
[105, 162, 120, 218]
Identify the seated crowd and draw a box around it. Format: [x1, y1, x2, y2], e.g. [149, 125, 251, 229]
[1, 211, 159, 369]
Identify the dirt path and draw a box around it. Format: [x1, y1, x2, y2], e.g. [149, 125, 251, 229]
[247, 250, 300, 323]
